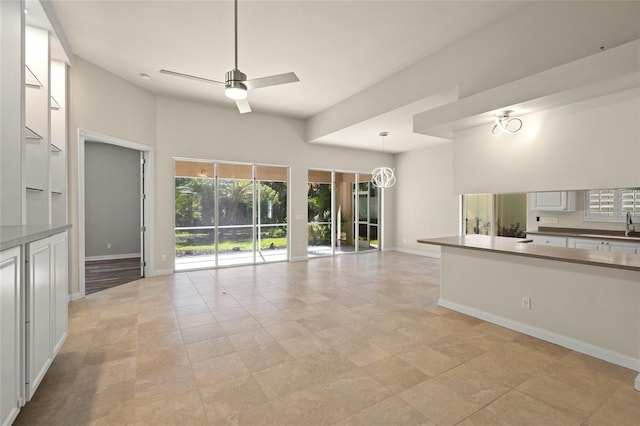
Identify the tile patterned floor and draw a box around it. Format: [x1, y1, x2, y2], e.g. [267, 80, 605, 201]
[14, 252, 640, 425]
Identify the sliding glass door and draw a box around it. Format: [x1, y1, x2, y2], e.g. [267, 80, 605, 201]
[356, 174, 379, 252]
[256, 165, 288, 263]
[307, 170, 333, 257]
[307, 169, 380, 257]
[175, 160, 288, 270]
[217, 163, 254, 266]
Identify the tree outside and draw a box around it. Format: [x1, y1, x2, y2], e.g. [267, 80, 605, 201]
[175, 177, 287, 256]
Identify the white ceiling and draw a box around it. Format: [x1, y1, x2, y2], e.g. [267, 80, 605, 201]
[48, 1, 640, 153]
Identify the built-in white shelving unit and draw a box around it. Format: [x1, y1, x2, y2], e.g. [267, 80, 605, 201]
[18, 26, 68, 226]
[1, 1, 71, 424]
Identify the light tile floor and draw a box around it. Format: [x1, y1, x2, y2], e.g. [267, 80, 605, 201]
[15, 252, 640, 425]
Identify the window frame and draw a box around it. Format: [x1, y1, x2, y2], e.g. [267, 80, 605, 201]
[584, 188, 640, 222]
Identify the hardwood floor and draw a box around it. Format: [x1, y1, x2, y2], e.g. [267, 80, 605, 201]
[85, 257, 142, 294]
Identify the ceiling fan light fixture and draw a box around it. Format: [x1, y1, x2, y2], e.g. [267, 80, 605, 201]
[225, 82, 247, 100]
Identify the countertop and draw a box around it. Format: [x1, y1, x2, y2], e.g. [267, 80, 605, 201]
[417, 234, 640, 272]
[1, 224, 71, 251]
[526, 227, 640, 242]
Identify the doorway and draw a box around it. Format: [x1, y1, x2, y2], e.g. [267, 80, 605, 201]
[78, 129, 154, 296]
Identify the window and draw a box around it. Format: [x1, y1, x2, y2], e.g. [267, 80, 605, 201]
[585, 188, 640, 221]
[461, 193, 527, 238]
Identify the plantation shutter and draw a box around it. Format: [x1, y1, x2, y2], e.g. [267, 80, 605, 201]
[620, 188, 640, 216]
[585, 188, 640, 220]
[587, 189, 615, 217]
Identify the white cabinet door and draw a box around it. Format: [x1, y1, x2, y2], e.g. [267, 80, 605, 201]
[567, 238, 604, 251]
[25, 231, 68, 401]
[568, 237, 640, 253]
[527, 234, 567, 247]
[607, 241, 640, 254]
[1, 247, 22, 426]
[26, 238, 53, 401]
[530, 191, 577, 212]
[52, 233, 68, 354]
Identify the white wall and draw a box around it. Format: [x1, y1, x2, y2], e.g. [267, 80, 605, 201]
[67, 57, 395, 290]
[68, 57, 156, 294]
[154, 96, 395, 272]
[394, 143, 459, 256]
[452, 88, 640, 195]
[84, 142, 141, 258]
[440, 246, 640, 369]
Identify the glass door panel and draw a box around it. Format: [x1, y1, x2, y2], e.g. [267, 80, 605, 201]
[174, 161, 215, 271]
[217, 164, 254, 266]
[307, 170, 332, 257]
[256, 165, 288, 263]
[495, 193, 527, 237]
[356, 175, 379, 252]
[463, 193, 492, 235]
[335, 172, 356, 254]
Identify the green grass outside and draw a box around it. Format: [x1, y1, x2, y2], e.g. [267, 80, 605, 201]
[176, 236, 287, 256]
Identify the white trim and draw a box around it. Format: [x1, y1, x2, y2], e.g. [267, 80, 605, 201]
[77, 129, 155, 299]
[289, 256, 309, 262]
[85, 253, 141, 262]
[389, 247, 441, 258]
[69, 292, 83, 301]
[635, 374, 640, 391]
[152, 269, 174, 276]
[439, 298, 640, 373]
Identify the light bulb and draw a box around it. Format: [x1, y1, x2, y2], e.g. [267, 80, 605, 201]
[225, 86, 247, 100]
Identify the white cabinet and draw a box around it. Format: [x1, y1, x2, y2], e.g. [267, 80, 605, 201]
[530, 191, 577, 212]
[567, 238, 602, 251]
[526, 234, 567, 247]
[26, 231, 68, 401]
[608, 241, 640, 254]
[567, 237, 640, 254]
[1, 247, 22, 426]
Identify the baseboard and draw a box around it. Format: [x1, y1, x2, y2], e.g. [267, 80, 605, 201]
[289, 256, 309, 262]
[152, 269, 174, 276]
[69, 292, 83, 301]
[85, 253, 140, 262]
[390, 247, 441, 258]
[439, 298, 640, 373]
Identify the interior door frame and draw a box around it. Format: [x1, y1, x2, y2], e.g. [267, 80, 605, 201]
[77, 129, 154, 297]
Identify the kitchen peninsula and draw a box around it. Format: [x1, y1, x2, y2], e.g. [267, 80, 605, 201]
[418, 234, 640, 391]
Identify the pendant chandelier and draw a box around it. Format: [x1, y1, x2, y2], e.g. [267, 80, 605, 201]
[371, 131, 396, 188]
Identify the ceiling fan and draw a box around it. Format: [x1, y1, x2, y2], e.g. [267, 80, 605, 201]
[159, 0, 299, 114]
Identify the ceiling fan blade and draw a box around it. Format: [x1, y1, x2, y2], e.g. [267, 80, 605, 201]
[235, 98, 251, 114]
[243, 72, 299, 90]
[159, 69, 224, 85]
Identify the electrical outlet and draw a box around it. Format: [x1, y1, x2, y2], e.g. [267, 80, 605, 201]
[161, 254, 167, 262]
[107, 243, 111, 249]
[539, 217, 558, 224]
[521, 297, 531, 310]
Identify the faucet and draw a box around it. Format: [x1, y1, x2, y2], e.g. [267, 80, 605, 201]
[625, 211, 635, 237]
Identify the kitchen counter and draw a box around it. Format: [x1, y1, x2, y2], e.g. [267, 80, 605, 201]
[1, 224, 71, 251]
[526, 226, 640, 242]
[417, 234, 640, 389]
[417, 234, 640, 271]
